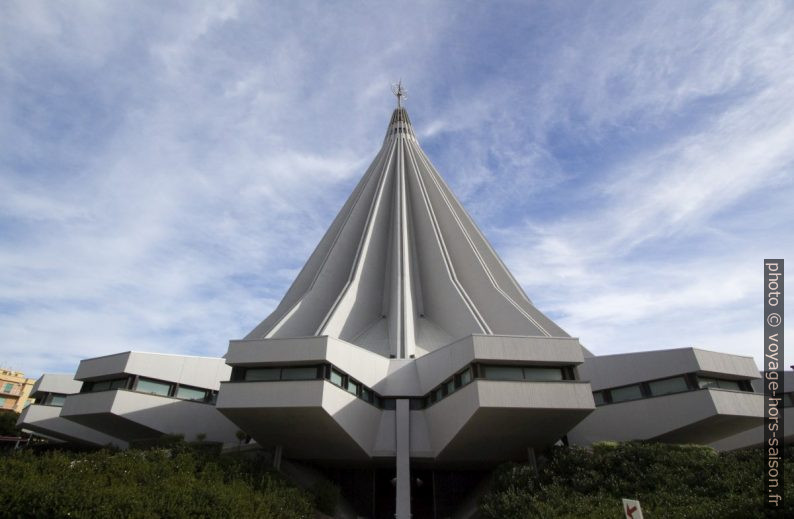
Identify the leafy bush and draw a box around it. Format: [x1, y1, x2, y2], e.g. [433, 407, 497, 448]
[0, 444, 314, 518]
[480, 442, 794, 518]
[128, 433, 185, 450]
[0, 411, 20, 436]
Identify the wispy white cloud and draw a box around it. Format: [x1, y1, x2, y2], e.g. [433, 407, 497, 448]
[493, 1, 794, 369]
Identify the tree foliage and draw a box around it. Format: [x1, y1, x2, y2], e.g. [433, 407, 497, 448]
[480, 442, 794, 518]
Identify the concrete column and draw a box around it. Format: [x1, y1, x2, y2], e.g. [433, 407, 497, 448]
[273, 445, 283, 470]
[527, 447, 538, 475]
[395, 399, 411, 518]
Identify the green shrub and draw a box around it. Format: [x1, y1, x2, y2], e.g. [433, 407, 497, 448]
[128, 433, 185, 450]
[0, 446, 314, 518]
[480, 442, 794, 518]
[0, 411, 20, 436]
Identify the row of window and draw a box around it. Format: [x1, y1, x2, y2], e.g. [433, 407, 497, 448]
[232, 362, 576, 410]
[81, 376, 217, 403]
[593, 374, 755, 406]
[36, 392, 67, 407]
[421, 364, 574, 409]
[232, 365, 387, 408]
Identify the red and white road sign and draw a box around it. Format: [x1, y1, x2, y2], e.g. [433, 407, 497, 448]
[622, 498, 644, 519]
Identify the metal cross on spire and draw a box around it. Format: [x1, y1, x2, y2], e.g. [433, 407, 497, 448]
[391, 80, 407, 108]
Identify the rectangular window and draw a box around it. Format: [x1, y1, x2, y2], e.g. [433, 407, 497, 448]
[482, 365, 524, 381]
[648, 376, 688, 396]
[281, 367, 318, 381]
[381, 398, 396, 410]
[523, 367, 564, 381]
[92, 380, 112, 392]
[784, 393, 794, 408]
[87, 378, 128, 392]
[360, 387, 373, 403]
[175, 386, 207, 401]
[698, 376, 743, 391]
[3, 383, 13, 393]
[0, 397, 7, 408]
[444, 379, 455, 395]
[347, 379, 360, 396]
[593, 391, 606, 406]
[136, 378, 172, 397]
[244, 368, 280, 382]
[49, 394, 67, 407]
[110, 378, 128, 390]
[610, 384, 643, 403]
[716, 379, 741, 391]
[330, 369, 344, 387]
[460, 367, 473, 385]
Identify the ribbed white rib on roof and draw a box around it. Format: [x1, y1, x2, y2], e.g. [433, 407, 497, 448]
[245, 108, 570, 358]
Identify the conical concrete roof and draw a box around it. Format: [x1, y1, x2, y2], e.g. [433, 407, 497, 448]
[245, 106, 569, 358]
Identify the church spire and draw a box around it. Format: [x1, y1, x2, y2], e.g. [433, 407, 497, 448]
[244, 91, 570, 357]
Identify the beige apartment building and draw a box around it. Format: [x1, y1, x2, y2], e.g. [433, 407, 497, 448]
[0, 368, 36, 413]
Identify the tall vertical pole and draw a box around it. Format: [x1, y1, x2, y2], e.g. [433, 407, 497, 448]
[395, 399, 411, 518]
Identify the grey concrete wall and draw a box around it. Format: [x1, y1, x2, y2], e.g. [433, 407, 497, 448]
[568, 388, 763, 445]
[31, 373, 82, 396]
[710, 371, 793, 451]
[75, 351, 231, 390]
[580, 347, 759, 391]
[62, 389, 239, 444]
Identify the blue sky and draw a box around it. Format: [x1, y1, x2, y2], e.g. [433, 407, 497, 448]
[1, 1, 792, 378]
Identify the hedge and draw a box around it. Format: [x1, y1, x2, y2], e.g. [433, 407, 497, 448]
[0, 444, 314, 518]
[480, 442, 794, 518]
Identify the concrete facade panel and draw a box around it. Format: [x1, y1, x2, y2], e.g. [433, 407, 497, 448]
[225, 337, 329, 366]
[693, 349, 760, 379]
[75, 351, 231, 390]
[30, 373, 82, 396]
[580, 348, 759, 391]
[567, 389, 763, 446]
[74, 352, 130, 381]
[62, 389, 238, 444]
[217, 380, 325, 409]
[477, 380, 595, 410]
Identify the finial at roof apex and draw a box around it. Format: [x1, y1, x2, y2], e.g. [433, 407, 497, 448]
[391, 80, 407, 108]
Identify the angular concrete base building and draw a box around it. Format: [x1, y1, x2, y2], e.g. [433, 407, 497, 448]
[18, 100, 766, 518]
[567, 348, 763, 446]
[59, 352, 241, 446]
[710, 373, 793, 451]
[18, 374, 127, 448]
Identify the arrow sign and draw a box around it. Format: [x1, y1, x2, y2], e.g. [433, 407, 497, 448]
[622, 498, 644, 519]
